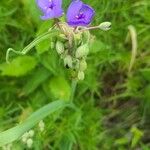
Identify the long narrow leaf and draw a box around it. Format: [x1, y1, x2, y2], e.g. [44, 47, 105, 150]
[0, 100, 67, 147]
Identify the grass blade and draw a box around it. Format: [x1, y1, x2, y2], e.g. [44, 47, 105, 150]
[0, 100, 67, 147]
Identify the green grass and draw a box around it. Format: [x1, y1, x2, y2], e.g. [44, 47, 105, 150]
[0, 0, 150, 149]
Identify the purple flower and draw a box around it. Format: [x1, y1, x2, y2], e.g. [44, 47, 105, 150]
[67, 0, 95, 27]
[36, 0, 63, 20]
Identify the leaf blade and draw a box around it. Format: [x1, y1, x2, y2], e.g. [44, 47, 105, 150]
[0, 100, 67, 146]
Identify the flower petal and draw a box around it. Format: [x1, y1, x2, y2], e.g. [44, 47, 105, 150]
[36, 0, 64, 20]
[40, 8, 55, 20]
[36, 0, 50, 10]
[53, 0, 62, 8]
[80, 4, 95, 25]
[67, 0, 83, 24]
[53, 8, 64, 18]
[67, 0, 95, 26]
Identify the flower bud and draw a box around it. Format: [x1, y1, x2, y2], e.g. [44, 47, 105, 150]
[26, 138, 33, 148]
[22, 132, 30, 143]
[28, 130, 34, 137]
[75, 44, 89, 58]
[22, 132, 29, 140]
[99, 22, 111, 31]
[79, 59, 87, 71]
[78, 71, 85, 80]
[74, 32, 82, 41]
[22, 137, 27, 143]
[56, 41, 64, 54]
[39, 120, 45, 132]
[64, 55, 73, 68]
[58, 34, 67, 42]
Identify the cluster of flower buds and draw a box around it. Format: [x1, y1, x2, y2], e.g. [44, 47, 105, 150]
[21, 130, 34, 148]
[36, 0, 111, 80]
[20, 121, 45, 148]
[55, 22, 90, 80]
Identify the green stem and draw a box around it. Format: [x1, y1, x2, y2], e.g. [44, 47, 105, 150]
[6, 30, 58, 63]
[70, 80, 77, 102]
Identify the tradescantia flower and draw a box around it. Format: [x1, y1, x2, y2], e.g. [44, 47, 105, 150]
[36, 0, 64, 20]
[67, 0, 95, 27]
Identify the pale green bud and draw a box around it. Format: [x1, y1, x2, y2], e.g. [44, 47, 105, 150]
[26, 138, 33, 148]
[74, 32, 82, 41]
[59, 34, 67, 39]
[22, 132, 29, 143]
[64, 55, 73, 68]
[22, 132, 29, 139]
[79, 59, 87, 71]
[75, 44, 89, 58]
[56, 41, 64, 54]
[22, 137, 27, 143]
[28, 130, 34, 137]
[57, 34, 67, 43]
[78, 71, 85, 80]
[39, 120, 45, 132]
[99, 22, 111, 31]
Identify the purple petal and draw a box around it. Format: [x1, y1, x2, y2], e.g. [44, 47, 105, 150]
[53, 0, 62, 8]
[36, 0, 63, 20]
[79, 4, 95, 25]
[36, 0, 50, 10]
[67, 0, 95, 26]
[53, 8, 63, 18]
[67, 0, 83, 23]
[40, 8, 55, 20]
[53, 0, 64, 18]
[41, 8, 63, 20]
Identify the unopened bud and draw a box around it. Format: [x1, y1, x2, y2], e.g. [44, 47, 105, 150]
[22, 132, 29, 143]
[28, 130, 34, 137]
[22, 137, 27, 143]
[64, 55, 73, 68]
[39, 120, 45, 132]
[22, 132, 29, 139]
[26, 138, 33, 148]
[56, 41, 64, 54]
[75, 44, 89, 58]
[78, 71, 85, 80]
[79, 59, 87, 71]
[59, 34, 67, 41]
[99, 22, 111, 31]
[74, 32, 82, 41]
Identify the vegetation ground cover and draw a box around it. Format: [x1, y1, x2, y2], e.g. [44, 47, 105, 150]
[0, 0, 150, 149]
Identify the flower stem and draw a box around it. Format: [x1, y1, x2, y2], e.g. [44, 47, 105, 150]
[6, 30, 58, 63]
[54, 18, 61, 30]
[80, 26, 100, 32]
[70, 80, 77, 102]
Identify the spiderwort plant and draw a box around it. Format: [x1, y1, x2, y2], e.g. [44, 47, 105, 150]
[2, 0, 111, 147]
[6, 0, 111, 81]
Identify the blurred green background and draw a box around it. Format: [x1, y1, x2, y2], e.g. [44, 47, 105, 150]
[0, 0, 150, 149]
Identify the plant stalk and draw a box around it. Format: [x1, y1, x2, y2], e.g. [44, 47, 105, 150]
[70, 80, 77, 102]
